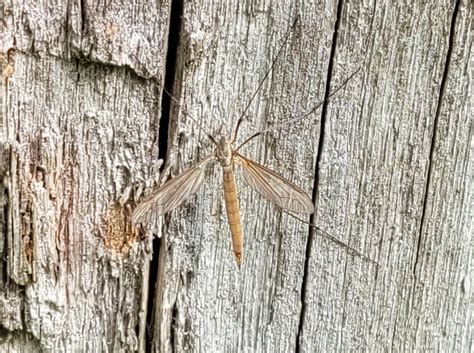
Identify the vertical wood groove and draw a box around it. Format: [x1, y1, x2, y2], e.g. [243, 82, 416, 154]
[412, 0, 461, 276]
[296, 0, 344, 350]
[149, 1, 183, 352]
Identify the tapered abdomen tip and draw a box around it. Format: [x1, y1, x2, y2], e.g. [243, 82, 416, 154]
[235, 254, 241, 267]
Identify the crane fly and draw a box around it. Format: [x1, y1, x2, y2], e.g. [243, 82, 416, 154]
[132, 133, 316, 266]
[132, 17, 360, 266]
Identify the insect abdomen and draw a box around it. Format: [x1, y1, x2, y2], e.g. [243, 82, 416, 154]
[222, 166, 243, 266]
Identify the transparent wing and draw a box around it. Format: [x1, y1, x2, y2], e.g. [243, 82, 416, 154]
[132, 155, 214, 223]
[234, 153, 314, 214]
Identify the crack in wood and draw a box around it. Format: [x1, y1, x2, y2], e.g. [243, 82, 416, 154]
[79, 0, 86, 36]
[412, 0, 461, 277]
[170, 301, 178, 353]
[146, 0, 183, 352]
[296, 0, 345, 351]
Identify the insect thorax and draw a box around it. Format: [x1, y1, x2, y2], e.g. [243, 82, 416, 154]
[216, 136, 233, 167]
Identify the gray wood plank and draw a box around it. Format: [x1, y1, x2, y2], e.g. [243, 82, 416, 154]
[408, 0, 472, 350]
[0, 53, 161, 352]
[1, 0, 170, 78]
[151, 1, 339, 352]
[299, 0, 472, 351]
[1, 0, 470, 351]
[1, 1, 171, 351]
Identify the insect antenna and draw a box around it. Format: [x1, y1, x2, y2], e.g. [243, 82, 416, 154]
[231, 16, 300, 144]
[235, 67, 361, 151]
[283, 210, 379, 267]
[163, 87, 218, 146]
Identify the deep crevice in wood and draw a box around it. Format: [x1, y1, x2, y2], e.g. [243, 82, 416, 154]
[0, 185, 7, 283]
[79, 0, 86, 35]
[170, 301, 178, 353]
[296, 0, 345, 351]
[145, 237, 161, 353]
[412, 0, 460, 277]
[145, 0, 183, 352]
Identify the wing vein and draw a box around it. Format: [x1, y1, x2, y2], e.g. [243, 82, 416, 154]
[132, 155, 214, 223]
[234, 153, 314, 214]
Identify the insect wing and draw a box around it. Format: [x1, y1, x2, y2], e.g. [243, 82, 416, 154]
[234, 153, 314, 214]
[132, 155, 214, 223]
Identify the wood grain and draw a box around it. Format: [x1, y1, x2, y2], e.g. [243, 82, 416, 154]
[0, 0, 171, 351]
[1, 0, 471, 352]
[153, 0, 471, 352]
[299, 0, 472, 351]
[154, 1, 339, 352]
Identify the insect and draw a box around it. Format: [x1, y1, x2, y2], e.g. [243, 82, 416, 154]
[132, 18, 360, 266]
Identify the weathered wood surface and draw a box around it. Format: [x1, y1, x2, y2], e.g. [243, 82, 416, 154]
[1, 0, 472, 353]
[298, 1, 473, 352]
[154, 0, 472, 352]
[1, 1, 171, 352]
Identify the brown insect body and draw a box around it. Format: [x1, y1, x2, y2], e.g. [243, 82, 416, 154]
[217, 136, 243, 266]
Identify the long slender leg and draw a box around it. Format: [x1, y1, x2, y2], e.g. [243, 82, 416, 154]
[231, 16, 300, 144]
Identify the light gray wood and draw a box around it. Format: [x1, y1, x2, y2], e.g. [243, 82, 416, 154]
[152, 0, 472, 353]
[407, 1, 472, 350]
[0, 0, 171, 351]
[0, 53, 160, 352]
[152, 1, 341, 352]
[1, 0, 170, 78]
[1, 0, 471, 352]
[299, 0, 472, 352]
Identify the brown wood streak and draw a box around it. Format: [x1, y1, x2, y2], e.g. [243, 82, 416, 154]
[222, 165, 242, 266]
